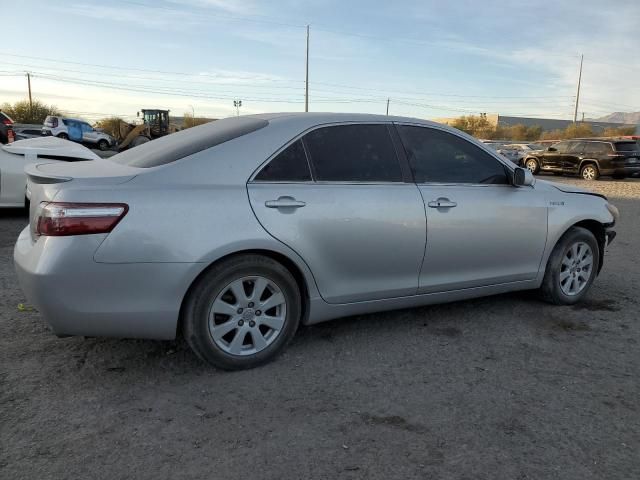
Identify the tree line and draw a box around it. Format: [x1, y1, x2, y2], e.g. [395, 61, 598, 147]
[1, 99, 636, 140]
[0, 99, 211, 136]
[450, 115, 636, 141]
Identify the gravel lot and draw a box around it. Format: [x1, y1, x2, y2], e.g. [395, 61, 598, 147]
[1, 176, 639, 479]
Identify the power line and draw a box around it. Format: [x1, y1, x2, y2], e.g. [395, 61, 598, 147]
[115, 0, 580, 59]
[1, 56, 578, 104]
[0, 53, 300, 83]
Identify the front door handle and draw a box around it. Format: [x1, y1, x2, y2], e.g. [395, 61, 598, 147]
[427, 198, 457, 209]
[265, 196, 306, 209]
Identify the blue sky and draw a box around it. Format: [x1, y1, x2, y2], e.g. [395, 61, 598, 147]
[1, 0, 638, 122]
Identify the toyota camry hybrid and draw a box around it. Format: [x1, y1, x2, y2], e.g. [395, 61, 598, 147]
[14, 113, 619, 369]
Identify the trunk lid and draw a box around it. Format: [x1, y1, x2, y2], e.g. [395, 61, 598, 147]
[26, 160, 140, 237]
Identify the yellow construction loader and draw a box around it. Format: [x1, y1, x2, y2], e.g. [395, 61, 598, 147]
[115, 109, 179, 150]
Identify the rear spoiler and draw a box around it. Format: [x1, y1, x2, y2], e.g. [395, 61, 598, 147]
[25, 163, 72, 185]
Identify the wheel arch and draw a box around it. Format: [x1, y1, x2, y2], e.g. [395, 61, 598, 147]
[177, 248, 312, 337]
[579, 158, 600, 170]
[558, 219, 606, 274]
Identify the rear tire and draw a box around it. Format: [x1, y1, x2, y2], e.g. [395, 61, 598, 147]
[580, 163, 599, 181]
[57, 133, 69, 140]
[182, 255, 301, 370]
[539, 227, 599, 305]
[97, 139, 109, 151]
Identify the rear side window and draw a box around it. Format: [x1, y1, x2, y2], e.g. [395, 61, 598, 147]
[583, 142, 612, 154]
[254, 140, 311, 182]
[615, 142, 639, 152]
[397, 125, 509, 184]
[304, 124, 402, 182]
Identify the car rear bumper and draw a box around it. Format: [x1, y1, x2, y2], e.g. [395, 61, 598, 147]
[14, 227, 202, 340]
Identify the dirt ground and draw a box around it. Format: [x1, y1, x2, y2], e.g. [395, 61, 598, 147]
[1, 176, 639, 479]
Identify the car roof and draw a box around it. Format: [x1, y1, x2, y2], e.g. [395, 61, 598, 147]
[570, 138, 615, 142]
[1, 136, 100, 160]
[248, 111, 441, 126]
[0, 111, 14, 122]
[109, 112, 455, 170]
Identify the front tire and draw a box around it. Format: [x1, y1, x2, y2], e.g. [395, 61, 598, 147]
[57, 133, 69, 140]
[525, 158, 539, 174]
[182, 255, 301, 370]
[540, 227, 599, 305]
[97, 139, 109, 151]
[580, 163, 599, 181]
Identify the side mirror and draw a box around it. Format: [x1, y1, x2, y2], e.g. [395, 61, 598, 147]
[513, 167, 534, 187]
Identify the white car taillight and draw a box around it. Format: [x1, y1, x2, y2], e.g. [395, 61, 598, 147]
[35, 202, 128, 237]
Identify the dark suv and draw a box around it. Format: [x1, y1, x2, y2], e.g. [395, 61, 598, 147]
[523, 139, 640, 180]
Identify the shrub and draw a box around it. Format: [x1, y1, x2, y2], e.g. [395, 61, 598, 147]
[1, 99, 61, 124]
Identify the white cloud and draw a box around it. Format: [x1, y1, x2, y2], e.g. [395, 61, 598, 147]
[165, 0, 257, 15]
[62, 3, 202, 30]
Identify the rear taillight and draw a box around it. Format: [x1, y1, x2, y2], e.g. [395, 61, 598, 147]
[7, 129, 14, 143]
[35, 202, 128, 237]
[2, 119, 12, 125]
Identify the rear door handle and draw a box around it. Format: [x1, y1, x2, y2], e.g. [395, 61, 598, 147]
[427, 198, 457, 209]
[265, 196, 306, 209]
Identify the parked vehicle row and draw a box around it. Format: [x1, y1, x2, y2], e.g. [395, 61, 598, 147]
[0, 111, 15, 144]
[522, 139, 640, 180]
[0, 137, 99, 208]
[481, 140, 545, 165]
[42, 116, 116, 151]
[14, 113, 618, 370]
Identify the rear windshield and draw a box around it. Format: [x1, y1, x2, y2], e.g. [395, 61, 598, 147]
[615, 142, 639, 152]
[110, 117, 268, 168]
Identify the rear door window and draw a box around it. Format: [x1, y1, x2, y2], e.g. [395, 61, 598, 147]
[583, 142, 612, 155]
[397, 125, 509, 184]
[567, 142, 585, 153]
[303, 124, 402, 182]
[551, 141, 571, 153]
[254, 140, 311, 182]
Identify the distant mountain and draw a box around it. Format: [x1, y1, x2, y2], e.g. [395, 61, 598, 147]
[591, 112, 640, 124]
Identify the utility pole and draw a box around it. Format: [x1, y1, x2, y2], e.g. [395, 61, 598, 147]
[233, 99, 242, 117]
[386, 98, 390, 115]
[581, 112, 585, 123]
[573, 54, 583, 123]
[305, 24, 309, 113]
[26, 72, 33, 112]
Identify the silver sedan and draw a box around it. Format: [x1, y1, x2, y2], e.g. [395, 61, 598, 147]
[15, 113, 619, 369]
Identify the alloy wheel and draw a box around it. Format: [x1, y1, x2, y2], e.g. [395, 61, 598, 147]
[525, 159, 538, 173]
[582, 166, 597, 180]
[559, 241, 593, 296]
[208, 276, 286, 356]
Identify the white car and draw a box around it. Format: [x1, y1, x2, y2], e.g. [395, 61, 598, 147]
[0, 137, 99, 208]
[42, 116, 115, 151]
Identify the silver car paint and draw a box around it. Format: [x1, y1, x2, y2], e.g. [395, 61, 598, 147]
[14, 113, 616, 340]
[249, 182, 426, 303]
[415, 183, 548, 292]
